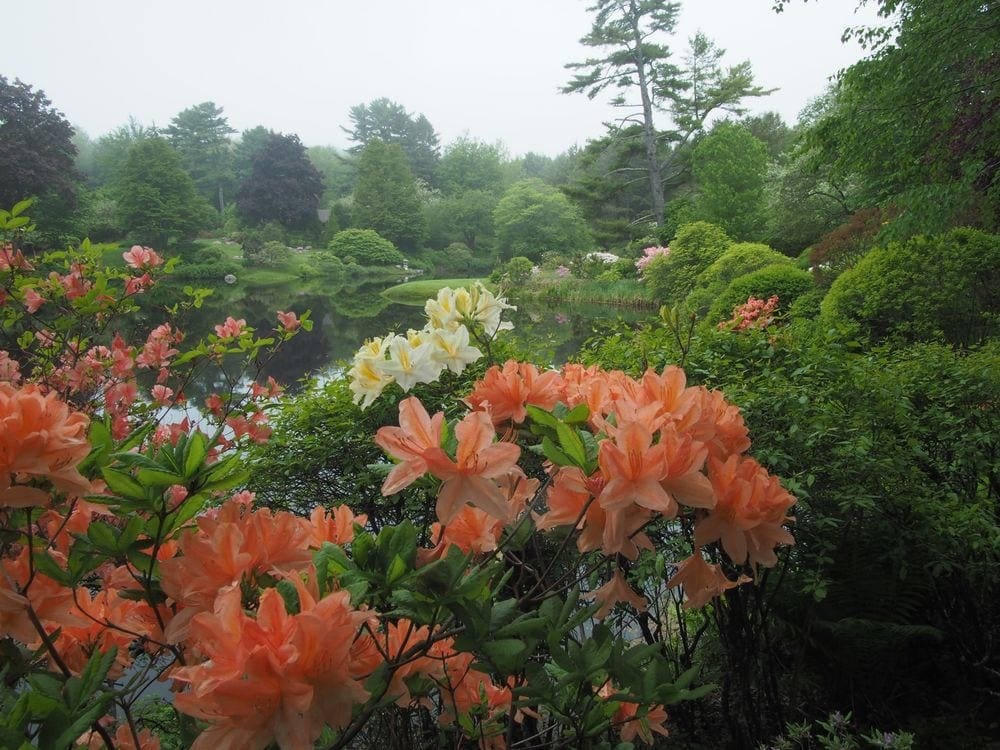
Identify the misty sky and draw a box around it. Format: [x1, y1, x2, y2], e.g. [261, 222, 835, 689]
[3, 0, 880, 156]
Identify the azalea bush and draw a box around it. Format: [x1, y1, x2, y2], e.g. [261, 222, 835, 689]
[1, 202, 799, 748]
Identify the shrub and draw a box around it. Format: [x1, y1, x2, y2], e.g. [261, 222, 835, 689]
[244, 239, 292, 268]
[685, 242, 793, 316]
[708, 264, 814, 324]
[808, 207, 888, 287]
[644, 221, 732, 305]
[491, 255, 534, 285]
[819, 227, 1000, 346]
[327, 228, 404, 266]
[428, 242, 476, 276]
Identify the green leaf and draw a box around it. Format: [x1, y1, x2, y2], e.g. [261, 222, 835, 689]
[100, 468, 146, 501]
[136, 467, 184, 487]
[482, 638, 531, 673]
[183, 431, 209, 478]
[386, 554, 408, 584]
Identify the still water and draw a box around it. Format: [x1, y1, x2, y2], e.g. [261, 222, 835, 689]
[140, 275, 652, 400]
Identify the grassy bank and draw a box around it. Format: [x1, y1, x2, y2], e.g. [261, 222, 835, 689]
[381, 278, 492, 306]
[517, 276, 654, 309]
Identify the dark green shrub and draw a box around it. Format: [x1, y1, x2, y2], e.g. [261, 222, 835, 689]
[819, 228, 1000, 346]
[685, 242, 793, 316]
[307, 250, 348, 277]
[327, 228, 404, 266]
[428, 242, 475, 276]
[644, 221, 731, 305]
[708, 264, 814, 323]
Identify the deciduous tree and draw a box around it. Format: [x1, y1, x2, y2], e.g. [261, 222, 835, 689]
[0, 76, 80, 210]
[493, 178, 592, 261]
[691, 121, 769, 240]
[236, 132, 324, 230]
[114, 137, 214, 246]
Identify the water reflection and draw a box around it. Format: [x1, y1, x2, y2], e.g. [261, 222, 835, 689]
[140, 276, 652, 398]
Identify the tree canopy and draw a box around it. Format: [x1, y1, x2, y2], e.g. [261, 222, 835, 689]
[344, 98, 440, 185]
[352, 140, 425, 252]
[690, 121, 769, 240]
[236, 132, 324, 229]
[164, 101, 236, 211]
[800, 0, 1000, 234]
[564, 1, 770, 225]
[0, 76, 80, 210]
[493, 178, 592, 261]
[114, 137, 213, 246]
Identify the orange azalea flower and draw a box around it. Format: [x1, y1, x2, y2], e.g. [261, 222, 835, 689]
[537, 467, 653, 560]
[596, 421, 673, 555]
[465, 360, 564, 425]
[694, 455, 795, 569]
[174, 585, 370, 750]
[436, 650, 512, 727]
[378, 618, 453, 707]
[1, 548, 85, 645]
[666, 550, 748, 609]
[161, 499, 313, 642]
[308, 504, 367, 547]
[424, 411, 520, 523]
[690, 387, 752, 460]
[597, 682, 669, 745]
[658, 426, 715, 510]
[0, 382, 91, 507]
[80, 724, 162, 750]
[375, 396, 445, 495]
[586, 568, 648, 620]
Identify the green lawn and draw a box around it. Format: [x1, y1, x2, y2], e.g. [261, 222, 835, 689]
[381, 278, 493, 306]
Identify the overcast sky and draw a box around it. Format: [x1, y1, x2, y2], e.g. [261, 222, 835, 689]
[4, 0, 880, 157]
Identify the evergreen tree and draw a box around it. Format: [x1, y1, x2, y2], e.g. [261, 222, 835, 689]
[114, 137, 213, 247]
[165, 101, 235, 211]
[353, 140, 425, 252]
[344, 98, 440, 185]
[564, 1, 770, 225]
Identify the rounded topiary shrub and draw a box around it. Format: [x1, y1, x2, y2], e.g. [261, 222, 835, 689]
[645, 221, 732, 305]
[685, 242, 793, 316]
[709, 264, 815, 324]
[327, 228, 404, 266]
[819, 227, 1000, 346]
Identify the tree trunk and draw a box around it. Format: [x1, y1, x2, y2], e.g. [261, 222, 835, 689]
[628, 0, 666, 225]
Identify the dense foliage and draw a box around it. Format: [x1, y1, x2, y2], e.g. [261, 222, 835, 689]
[326, 228, 404, 266]
[236, 132, 324, 229]
[820, 227, 1000, 346]
[644, 220, 732, 304]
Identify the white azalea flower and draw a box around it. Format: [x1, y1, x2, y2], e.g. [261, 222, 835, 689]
[431, 325, 483, 374]
[380, 335, 444, 391]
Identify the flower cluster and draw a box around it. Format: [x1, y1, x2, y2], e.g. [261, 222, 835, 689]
[635, 245, 670, 276]
[380, 360, 795, 616]
[348, 282, 514, 408]
[0, 382, 91, 507]
[719, 294, 780, 331]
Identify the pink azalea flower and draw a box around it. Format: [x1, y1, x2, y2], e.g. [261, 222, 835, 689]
[276, 310, 301, 331]
[23, 288, 45, 313]
[214, 316, 247, 340]
[122, 245, 163, 270]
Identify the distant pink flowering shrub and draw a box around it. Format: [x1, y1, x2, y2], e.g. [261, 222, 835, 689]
[719, 295, 780, 331]
[635, 246, 670, 276]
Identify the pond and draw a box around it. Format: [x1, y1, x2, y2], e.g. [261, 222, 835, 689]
[139, 273, 654, 401]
